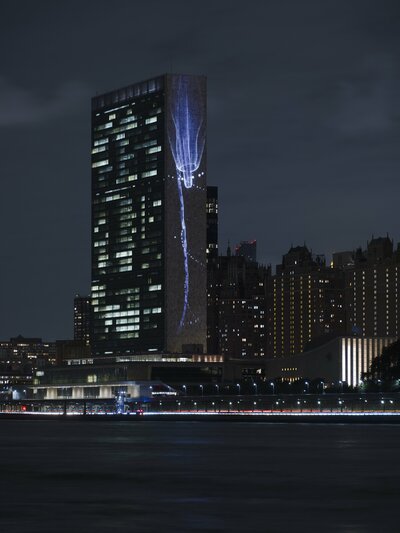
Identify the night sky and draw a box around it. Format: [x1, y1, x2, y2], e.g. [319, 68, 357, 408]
[1, 0, 400, 340]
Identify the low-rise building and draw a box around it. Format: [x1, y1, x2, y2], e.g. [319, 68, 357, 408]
[266, 336, 397, 388]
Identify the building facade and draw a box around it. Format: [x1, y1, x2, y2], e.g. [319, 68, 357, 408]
[206, 185, 219, 354]
[267, 246, 345, 357]
[210, 250, 270, 358]
[266, 335, 396, 388]
[74, 295, 91, 346]
[206, 186, 218, 263]
[0, 336, 56, 388]
[266, 237, 400, 367]
[345, 237, 400, 338]
[91, 74, 207, 356]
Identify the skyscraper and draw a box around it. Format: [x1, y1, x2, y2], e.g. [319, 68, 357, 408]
[73, 295, 91, 346]
[206, 185, 219, 354]
[91, 74, 207, 356]
[206, 186, 218, 263]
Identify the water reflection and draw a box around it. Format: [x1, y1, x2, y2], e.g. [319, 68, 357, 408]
[0, 421, 398, 532]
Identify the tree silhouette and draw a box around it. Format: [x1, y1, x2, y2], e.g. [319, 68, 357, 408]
[366, 339, 400, 382]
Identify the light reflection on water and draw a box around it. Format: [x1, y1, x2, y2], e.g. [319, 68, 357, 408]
[0, 421, 398, 532]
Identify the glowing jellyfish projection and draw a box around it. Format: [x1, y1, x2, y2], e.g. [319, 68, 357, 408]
[168, 76, 206, 330]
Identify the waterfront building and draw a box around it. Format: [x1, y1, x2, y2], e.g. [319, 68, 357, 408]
[29, 352, 266, 400]
[31, 353, 223, 400]
[91, 74, 207, 356]
[265, 335, 397, 388]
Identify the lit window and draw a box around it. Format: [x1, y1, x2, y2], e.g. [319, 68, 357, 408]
[92, 159, 109, 168]
[142, 170, 157, 178]
[146, 146, 162, 154]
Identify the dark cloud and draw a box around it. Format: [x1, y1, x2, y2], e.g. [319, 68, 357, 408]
[1, 0, 400, 339]
[0, 78, 90, 126]
[330, 55, 400, 136]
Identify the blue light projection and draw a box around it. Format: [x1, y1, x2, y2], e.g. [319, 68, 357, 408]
[169, 76, 205, 330]
[169, 77, 205, 189]
[176, 175, 189, 329]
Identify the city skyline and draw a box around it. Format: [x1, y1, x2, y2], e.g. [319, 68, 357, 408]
[2, 6, 400, 533]
[1, 1, 400, 340]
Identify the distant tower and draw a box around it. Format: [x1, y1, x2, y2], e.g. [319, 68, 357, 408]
[74, 295, 92, 346]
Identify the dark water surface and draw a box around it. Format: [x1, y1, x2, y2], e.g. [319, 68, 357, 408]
[0, 420, 398, 532]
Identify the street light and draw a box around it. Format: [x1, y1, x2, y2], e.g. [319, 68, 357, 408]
[199, 384, 203, 396]
[304, 381, 309, 394]
[270, 382, 275, 395]
[182, 384, 187, 396]
[215, 384, 220, 395]
[236, 383, 241, 395]
[320, 381, 325, 394]
[253, 383, 258, 395]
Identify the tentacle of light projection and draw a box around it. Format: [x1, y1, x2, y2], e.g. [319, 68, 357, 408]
[169, 76, 205, 330]
[177, 175, 189, 329]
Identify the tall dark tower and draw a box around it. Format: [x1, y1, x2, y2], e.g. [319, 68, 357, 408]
[206, 186, 218, 263]
[206, 186, 219, 354]
[91, 75, 207, 356]
[73, 295, 91, 346]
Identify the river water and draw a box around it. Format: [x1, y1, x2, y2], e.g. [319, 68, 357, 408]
[0, 420, 398, 532]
